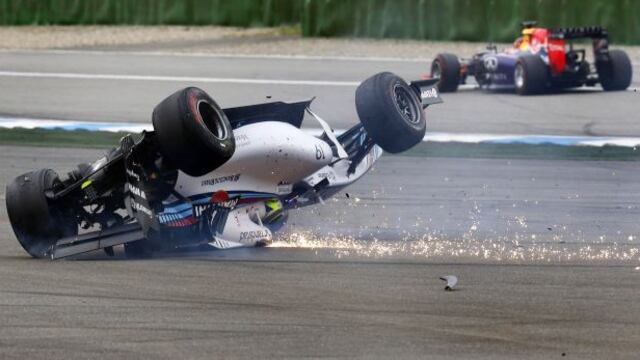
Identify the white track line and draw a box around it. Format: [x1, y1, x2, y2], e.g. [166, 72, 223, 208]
[2, 117, 640, 147]
[0, 70, 634, 91]
[424, 132, 640, 147]
[2, 49, 638, 67]
[0, 70, 360, 87]
[0, 49, 430, 63]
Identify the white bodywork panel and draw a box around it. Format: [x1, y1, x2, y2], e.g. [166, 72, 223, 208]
[174, 122, 333, 197]
[209, 204, 272, 249]
[304, 145, 382, 189]
[164, 120, 382, 249]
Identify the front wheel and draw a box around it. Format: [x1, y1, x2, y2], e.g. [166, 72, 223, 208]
[515, 55, 549, 95]
[5, 169, 77, 258]
[355, 72, 426, 154]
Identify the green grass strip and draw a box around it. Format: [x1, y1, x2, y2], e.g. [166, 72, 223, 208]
[1, 127, 639, 161]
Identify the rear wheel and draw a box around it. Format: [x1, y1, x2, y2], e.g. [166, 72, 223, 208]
[152, 87, 235, 177]
[598, 50, 632, 91]
[356, 72, 426, 153]
[515, 55, 549, 95]
[5, 169, 77, 258]
[431, 53, 461, 92]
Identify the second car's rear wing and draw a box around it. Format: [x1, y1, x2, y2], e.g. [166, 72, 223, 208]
[410, 79, 444, 108]
[549, 26, 610, 59]
[549, 26, 608, 40]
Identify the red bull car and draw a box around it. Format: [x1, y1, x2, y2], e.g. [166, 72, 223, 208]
[431, 22, 633, 95]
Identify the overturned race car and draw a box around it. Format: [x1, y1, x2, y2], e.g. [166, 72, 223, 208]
[6, 72, 442, 259]
[431, 22, 633, 95]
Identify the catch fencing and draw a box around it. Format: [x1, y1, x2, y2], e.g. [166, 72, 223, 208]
[302, 0, 640, 44]
[1, 0, 638, 44]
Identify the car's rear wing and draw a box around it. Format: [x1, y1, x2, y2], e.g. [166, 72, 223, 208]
[549, 26, 608, 40]
[409, 79, 443, 108]
[549, 26, 610, 60]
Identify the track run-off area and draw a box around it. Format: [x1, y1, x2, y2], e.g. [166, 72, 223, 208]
[0, 49, 639, 359]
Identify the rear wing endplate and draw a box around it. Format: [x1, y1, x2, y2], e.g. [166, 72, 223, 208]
[549, 26, 608, 40]
[409, 79, 443, 108]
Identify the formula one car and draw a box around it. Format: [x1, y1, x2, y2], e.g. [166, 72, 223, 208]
[6, 72, 442, 259]
[431, 21, 633, 95]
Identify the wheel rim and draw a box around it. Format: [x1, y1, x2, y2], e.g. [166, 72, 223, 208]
[514, 64, 525, 89]
[197, 100, 228, 141]
[393, 84, 420, 124]
[431, 61, 441, 79]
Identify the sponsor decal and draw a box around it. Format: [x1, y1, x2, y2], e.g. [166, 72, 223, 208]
[193, 197, 239, 217]
[483, 56, 499, 72]
[421, 87, 439, 99]
[194, 204, 213, 217]
[81, 180, 93, 190]
[201, 174, 240, 187]
[125, 168, 140, 181]
[315, 144, 326, 160]
[216, 197, 239, 209]
[315, 172, 336, 182]
[235, 134, 250, 146]
[131, 199, 152, 217]
[276, 181, 292, 195]
[490, 73, 508, 81]
[239, 230, 270, 241]
[127, 183, 147, 200]
[547, 43, 564, 52]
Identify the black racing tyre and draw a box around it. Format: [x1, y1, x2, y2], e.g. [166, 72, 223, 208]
[124, 240, 153, 259]
[5, 169, 77, 258]
[355, 72, 426, 154]
[598, 50, 632, 91]
[431, 53, 461, 92]
[515, 54, 549, 95]
[152, 87, 235, 177]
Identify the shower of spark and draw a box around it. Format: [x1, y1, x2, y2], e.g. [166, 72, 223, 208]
[272, 183, 640, 266]
[270, 230, 640, 264]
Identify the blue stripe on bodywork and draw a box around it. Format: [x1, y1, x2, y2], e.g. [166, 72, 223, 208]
[158, 191, 277, 223]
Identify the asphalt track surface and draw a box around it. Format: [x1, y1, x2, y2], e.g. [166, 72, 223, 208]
[0, 49, 638, 136]
[1, 50, 640, 359]
[1, 146, 640, 359]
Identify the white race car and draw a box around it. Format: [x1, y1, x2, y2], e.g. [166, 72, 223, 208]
[5, 72, 442, 259]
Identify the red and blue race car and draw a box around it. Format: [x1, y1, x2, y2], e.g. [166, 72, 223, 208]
[431, 21, 633, 95]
